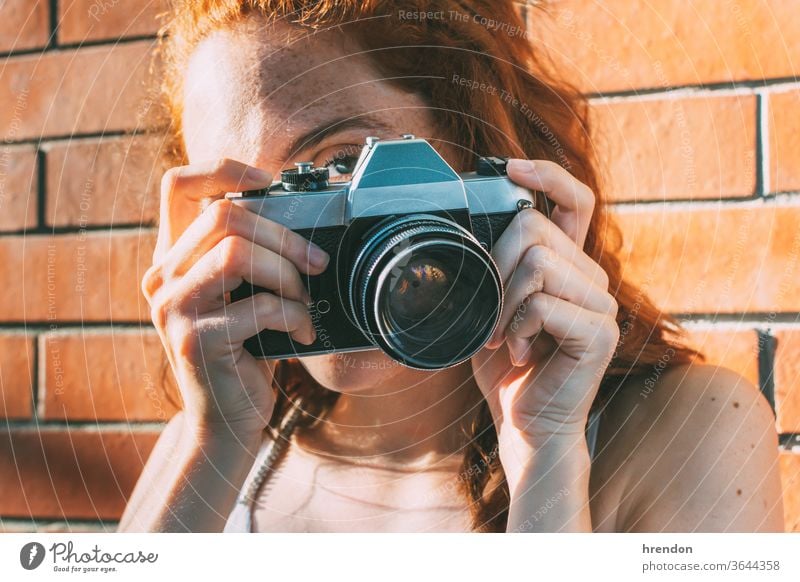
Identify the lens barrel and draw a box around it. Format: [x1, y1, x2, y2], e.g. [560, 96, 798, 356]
[349, 214, 503, 369]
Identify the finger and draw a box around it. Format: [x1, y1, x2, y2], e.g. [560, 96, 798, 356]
[155, 158, 273, 261]
[256, 358, 278, 381]
[491, 207, 607, 287]
[160, 198, 329, 278]
[506, 159, 595, 248]
[197, 292, 316, 351]
[171, 236, 310, 312]
[488, 245, 617, 348]
[503, 292, 619, 367]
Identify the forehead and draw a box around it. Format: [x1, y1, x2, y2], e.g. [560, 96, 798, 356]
[181, 17, 433, 166]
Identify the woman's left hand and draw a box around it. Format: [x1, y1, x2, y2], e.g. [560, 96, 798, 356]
[471, 158, 619, 476]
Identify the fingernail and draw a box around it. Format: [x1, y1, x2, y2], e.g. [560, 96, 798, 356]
[485, 335, 500, 350]
[308, 244, 330, 269]
[485, 329, 504, 350]
[246, 166, 271, 182]
[509, 159, 536, 173]
[293, 327, 314, 346]
[508, 339, 528, 366]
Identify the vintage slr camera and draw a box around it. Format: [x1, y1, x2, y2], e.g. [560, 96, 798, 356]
[227, 135, 548, 370]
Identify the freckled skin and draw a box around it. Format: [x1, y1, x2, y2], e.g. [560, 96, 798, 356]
[589, 365, 784, 532]
[182, 18, 463, 397]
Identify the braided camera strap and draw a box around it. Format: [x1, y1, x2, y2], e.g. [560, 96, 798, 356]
[240, 399, 305, 507]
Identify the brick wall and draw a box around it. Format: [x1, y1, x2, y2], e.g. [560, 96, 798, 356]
[0, 0, 797, 532]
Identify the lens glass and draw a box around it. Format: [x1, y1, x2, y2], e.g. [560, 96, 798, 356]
[377, 242, 499, 366]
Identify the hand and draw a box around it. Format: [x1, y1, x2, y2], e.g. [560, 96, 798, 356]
[142, 159, 330, 440]
[471, 159, 619, 453]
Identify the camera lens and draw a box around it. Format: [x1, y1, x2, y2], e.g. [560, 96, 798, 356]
[349, 215, 502, 369]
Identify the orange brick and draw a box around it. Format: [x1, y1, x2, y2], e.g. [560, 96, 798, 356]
[0, 334, 34, 419]
[0, 0, 49, 52]
[46, 135, 166, 227]
[530, 0, 800, 93]
[591, 95, 756, 201]
[614, 202, 800, 314]
[769, 89, 800, 193]
[0, 428, 159, 520]
[40, 329, 177, 422]
[0, 144, 38, 231]
[0, 42, 156, 141]
[775, 330, 800, 434]
[684, 327, 760, 388]
[58, 0, 165, 44]
[0, 230, 156, 322]
[779, 451, 800, 532]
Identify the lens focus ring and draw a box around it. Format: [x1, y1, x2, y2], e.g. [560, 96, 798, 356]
[348, 214, 503, 370]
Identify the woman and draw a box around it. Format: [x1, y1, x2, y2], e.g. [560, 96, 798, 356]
[118, 0, 784, 533]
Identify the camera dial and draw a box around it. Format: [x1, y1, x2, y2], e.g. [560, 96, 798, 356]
[280, 162, 330, 192]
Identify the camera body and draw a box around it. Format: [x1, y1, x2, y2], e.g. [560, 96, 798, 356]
[227, 135, 547, 369]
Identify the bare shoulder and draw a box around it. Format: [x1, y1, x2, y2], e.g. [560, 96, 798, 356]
[589, 363, 784, 532]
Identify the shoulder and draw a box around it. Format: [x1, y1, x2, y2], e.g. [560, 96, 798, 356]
[591, 363, 784, 532]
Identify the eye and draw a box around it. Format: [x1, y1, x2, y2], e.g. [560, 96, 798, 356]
[318, 146, 361, 181]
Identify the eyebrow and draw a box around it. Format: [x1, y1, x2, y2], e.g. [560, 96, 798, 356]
[286, 114, 399, 157]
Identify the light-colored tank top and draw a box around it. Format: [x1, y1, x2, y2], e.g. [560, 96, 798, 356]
[223, 405, 603, 533]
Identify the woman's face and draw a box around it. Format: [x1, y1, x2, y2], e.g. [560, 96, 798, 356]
[181, 17, 458, 393]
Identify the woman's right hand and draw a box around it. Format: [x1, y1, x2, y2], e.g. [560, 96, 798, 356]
[141, 159, 330, 441]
